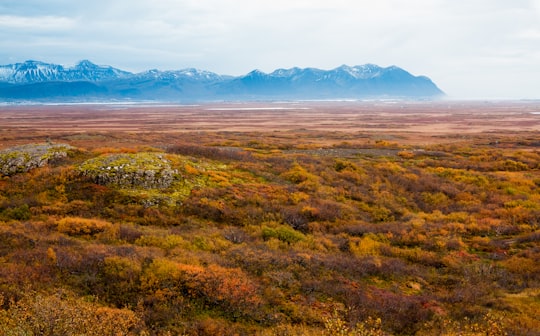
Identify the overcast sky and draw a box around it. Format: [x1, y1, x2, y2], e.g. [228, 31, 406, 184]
[1, 0, 539, 99]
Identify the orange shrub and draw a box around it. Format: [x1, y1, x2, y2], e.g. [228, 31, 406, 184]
[57, 216, 115, 238]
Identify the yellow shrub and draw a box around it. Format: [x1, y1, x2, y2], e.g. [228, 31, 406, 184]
[349, 235, 381, 256]
[184, 162, 199, 175]
[135, 234, 187, 250]
[57, 217, 115, 238]
[398, 150, 415, 159]
[290, 191, 310, 204]
[0, 292, 142, 336]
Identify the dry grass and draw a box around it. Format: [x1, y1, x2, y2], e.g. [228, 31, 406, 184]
[1, 101, 539, 150]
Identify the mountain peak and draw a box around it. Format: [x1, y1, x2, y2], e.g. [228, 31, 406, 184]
[22, 60, 47, 65]
[245, 69, 266, 76]
[0, 60, 444, 100]
[0, 59, 132, 83]
[270, 67, 302, 77]
[75, 60, 99, 69]
[17, 60, 63, 70]
[331, 64, 386, 79]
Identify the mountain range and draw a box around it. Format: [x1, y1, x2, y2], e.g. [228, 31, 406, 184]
[0, 60, 444, 101]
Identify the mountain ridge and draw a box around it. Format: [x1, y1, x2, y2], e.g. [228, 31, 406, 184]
[0, 60, 444, 101]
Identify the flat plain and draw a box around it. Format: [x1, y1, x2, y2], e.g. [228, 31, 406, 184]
[1, 100, 539, 148]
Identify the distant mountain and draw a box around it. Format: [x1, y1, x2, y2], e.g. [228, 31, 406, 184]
[0, 60, 444, 101]
[0, 60, 131, 83]
[219, 64, 443, 99]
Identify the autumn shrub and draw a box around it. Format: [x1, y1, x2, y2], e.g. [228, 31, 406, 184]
[186, 317, 243, 336]
[323, 310, 386, 336]
[261, 323, 319, 336]
[57, 216, 116, 238]
[0, 227, 37, 253]
[348, 234, 382, 256]
[419, 312, 508, 336]
[141, 258, 262, 319]
[0, 292, 144, 336]
[92, 146, 140, 154]
[516, 230, 540, 244]
[302, 199, 352, 222]
[182, 190, 235, 223]
[281, 207, 310, 232]
[281, 162, 320, 190]
[167, 143, 254, 162]
[223, 227, 249, 244]
[101, 256, 143, 306]
[135, 234, 187, 250]
[0, 204, 31, 221]
[118, 223, 144, 242]
[348, 288, 432, 334]
[397, 150, 415, 159]
[262, 225, 306, 245]
[499, 159, 529, 171]
[502, 255, 540, 285]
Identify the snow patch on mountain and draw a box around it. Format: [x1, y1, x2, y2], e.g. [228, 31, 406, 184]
[0, 60, 131, 83]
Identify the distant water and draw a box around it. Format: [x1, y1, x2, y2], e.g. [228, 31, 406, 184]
[0, 101, 201, 107]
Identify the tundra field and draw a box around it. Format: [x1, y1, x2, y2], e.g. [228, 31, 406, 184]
[0, 101, 540, 335]
[1, 101, 540, 142]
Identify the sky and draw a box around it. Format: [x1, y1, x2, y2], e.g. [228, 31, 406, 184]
[1, 0, 540, 99]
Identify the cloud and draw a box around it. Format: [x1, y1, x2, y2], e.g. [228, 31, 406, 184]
[0, 0, 539, 98]
[0, 15, 74, 30]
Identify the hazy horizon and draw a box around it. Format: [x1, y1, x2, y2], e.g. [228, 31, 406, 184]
[1, 0, 539, 100]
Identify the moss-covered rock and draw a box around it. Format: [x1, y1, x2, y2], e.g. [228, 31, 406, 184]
[0, 143, 74, 176]
[78, 153, 176, 189]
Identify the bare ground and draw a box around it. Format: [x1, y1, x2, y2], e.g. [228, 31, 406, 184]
[1, 100, 539, 148]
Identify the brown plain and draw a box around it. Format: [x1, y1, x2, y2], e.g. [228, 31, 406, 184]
[1, 100, 539, 148]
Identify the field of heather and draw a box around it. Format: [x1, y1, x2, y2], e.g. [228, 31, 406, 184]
[0, 101, 539, 335]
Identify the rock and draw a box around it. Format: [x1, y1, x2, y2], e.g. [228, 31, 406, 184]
[78, 152, 176, 189]
[0, 143, 74, 176]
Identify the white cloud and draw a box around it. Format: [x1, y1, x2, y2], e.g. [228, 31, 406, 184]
[516, 29, 540, 40]
[0, 15, 74, 30]
[0, 0, 539, 98]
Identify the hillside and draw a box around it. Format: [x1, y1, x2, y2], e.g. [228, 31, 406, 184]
[0, 60, 444, 101]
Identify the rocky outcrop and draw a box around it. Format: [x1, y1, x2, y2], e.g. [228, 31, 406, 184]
[78, 153, 176, 189]
[0, 143, 74, 176]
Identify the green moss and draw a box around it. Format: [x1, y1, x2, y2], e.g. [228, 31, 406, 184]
[78, 151, 256, 207]
[78, 152, 176, 189]
[79, 152, 171, 174]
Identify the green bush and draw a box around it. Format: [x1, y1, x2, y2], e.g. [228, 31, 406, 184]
[262, 225, 306, 244]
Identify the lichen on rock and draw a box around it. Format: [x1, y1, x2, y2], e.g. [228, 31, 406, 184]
[78, 152, 177, 189]
[0, 143, 74, 176]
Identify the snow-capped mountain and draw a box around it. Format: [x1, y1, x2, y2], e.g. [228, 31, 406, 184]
[131, 68, 226, 82]
[221, 64, 443, 98]
[0, 60, 131, 83]
[0, 60, 444, 101]
[69, 60, 132, 81]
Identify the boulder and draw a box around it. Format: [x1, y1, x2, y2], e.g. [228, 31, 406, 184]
[0, 143, 74, 176]
[78, 153, 176, 189]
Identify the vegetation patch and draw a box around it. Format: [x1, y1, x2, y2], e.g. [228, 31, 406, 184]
[1, 131, 540, 335]
[57, 216, 116, 238]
